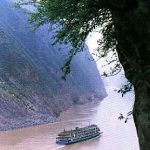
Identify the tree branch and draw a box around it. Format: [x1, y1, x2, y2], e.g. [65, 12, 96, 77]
[96, 0, 137, 11]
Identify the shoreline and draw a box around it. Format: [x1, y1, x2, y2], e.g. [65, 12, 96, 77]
[0, 97, 106, 132]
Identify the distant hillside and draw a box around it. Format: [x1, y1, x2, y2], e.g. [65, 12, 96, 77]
[0, 0, 107, 131]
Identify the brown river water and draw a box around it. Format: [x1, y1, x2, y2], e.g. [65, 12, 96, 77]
[0, 84, 139, 150]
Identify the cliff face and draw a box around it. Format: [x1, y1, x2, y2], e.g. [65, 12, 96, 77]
[0, 0, 107, 130]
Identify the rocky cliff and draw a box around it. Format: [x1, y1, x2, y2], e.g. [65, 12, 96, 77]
[0, 0, 107, 131]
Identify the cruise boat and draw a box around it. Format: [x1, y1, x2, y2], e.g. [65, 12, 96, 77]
[56, 124, 102, 145]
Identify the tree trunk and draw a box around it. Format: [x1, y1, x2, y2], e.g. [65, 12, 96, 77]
[111, 1, 150, 149]
[133, 85, 150, 150]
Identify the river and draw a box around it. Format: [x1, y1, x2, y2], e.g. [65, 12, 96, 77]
[0, 76, 139, 150]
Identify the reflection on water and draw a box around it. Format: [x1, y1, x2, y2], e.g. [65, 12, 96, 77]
[0, 88, 139, 150]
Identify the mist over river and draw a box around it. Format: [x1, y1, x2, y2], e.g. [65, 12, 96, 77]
[0, 75, 139, 150]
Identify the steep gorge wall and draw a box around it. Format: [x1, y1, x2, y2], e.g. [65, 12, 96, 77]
[0, 0, 107, 130]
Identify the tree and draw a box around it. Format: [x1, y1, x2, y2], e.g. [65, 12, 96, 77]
[16, 0, 150, 149]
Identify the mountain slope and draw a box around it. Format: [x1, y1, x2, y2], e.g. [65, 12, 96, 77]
[0, 0, 107, 130]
